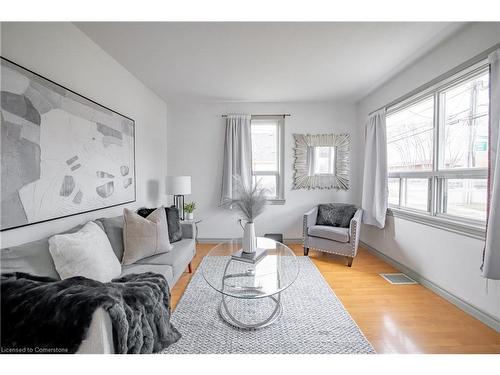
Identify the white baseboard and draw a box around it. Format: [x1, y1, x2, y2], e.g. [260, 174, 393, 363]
[197, 238, 230, 244]
[197, 237, 304, 244]
[360, 241, 500, 333]
[283, 238, 303, 244]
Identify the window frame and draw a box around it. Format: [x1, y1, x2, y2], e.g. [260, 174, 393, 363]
[250, 115, 286, 204]
[386, 60, 489, 239]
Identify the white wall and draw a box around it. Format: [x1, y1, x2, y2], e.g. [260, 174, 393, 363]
[357, 22, 500, 324]
[167, 100, 359, 240]
[0, 22, 168, 247]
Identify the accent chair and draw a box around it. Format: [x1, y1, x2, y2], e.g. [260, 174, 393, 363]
[303, 205, 363, 267]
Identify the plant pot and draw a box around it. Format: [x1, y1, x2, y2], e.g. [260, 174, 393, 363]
[242, 222, 256, 254]
[185, 212, 194, 221]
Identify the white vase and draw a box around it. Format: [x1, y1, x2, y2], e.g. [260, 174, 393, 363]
[185, 212, 194, 221]
[242, 222, 257, 254]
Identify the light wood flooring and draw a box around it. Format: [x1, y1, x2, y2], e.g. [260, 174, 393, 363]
[171, 243, 500, 354]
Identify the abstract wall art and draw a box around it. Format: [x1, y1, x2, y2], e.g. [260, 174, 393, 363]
[0, 57, 136, 231]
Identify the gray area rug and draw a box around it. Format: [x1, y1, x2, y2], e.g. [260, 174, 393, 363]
[163, 256, 375, 354]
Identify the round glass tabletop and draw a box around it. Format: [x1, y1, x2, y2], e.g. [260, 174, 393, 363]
[202, 237, 299, 299]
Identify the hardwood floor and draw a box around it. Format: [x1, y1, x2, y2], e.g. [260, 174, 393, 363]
[171, 243, 500, 354]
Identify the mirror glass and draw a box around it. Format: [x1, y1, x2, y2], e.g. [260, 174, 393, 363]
[309, 146, 336, 175]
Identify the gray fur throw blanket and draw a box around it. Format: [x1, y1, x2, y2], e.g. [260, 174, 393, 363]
[1, 272, 181, 353]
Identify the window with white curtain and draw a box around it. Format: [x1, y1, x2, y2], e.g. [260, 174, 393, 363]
[386, 61, 489, 235]
[250, 116, 285, 203]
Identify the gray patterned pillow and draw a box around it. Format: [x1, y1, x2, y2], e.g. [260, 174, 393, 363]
[316, 203, 357, 228]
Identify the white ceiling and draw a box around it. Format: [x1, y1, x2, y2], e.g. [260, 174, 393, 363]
[76, 22, 467, 103]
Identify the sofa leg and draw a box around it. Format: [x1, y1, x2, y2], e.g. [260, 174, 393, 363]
[188, 262, 192, 273]
[346, 257, 353, 267]
[304, 247, 309, 256]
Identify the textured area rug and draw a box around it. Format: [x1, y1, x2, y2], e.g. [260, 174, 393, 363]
[163, 256, 375, 354]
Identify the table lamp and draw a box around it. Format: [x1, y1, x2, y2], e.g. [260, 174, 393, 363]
[166, 176, 191, 220]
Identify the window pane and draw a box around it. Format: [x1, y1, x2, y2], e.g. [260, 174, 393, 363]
[442, 178, 487, 221]
[251, 121, 278, 172]
[441, 72, 489, 169]
[387, 97, 434, 172]
[253, 175, 277, 198]
[401, 178, 429, 211]
[313, 146, 335, 174]
[388, 178, 400, 206]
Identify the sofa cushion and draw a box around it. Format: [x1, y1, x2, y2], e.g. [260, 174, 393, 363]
[137, 206, 183, 243]
[122, 207, 172, 265]
[0, 224, 84, 279]
[316, 203, 357, 228]
[95, 216, 124, 261]
[308, 225, 350, 243]
[165, 206, 183, 243]
[49, 221, 122, 282]
[136, 239, 195, 271]
[120, 264, 174, 288]
[1, 238, 60, 279]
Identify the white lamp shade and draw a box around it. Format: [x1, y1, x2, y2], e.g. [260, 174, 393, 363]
[166, 176, 191, 195]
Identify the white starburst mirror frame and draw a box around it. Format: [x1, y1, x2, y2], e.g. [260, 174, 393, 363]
[292, 133, 350, 190]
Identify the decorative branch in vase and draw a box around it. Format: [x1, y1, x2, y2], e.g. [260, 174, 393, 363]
[225, 175, 269, 254]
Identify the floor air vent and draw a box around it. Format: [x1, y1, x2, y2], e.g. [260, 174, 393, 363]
[380, 273, 418, 285]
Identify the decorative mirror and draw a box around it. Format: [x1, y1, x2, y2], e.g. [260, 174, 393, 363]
[292, 133, 350, 190]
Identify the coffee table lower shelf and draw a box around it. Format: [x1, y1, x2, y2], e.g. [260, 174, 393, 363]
[218, 293, 283, 330]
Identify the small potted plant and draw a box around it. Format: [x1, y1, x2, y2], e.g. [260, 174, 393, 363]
[183, 202, 196, 221]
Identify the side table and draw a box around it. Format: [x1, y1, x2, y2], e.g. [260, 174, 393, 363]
[181, 219, 202, 243]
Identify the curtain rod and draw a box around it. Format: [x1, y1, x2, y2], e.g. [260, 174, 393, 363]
[367, 42, 500, 117]
[221, 114, 291, 118]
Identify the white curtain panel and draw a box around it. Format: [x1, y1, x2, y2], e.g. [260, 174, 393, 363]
[361, 109, 388, 228]
[220, 114, 252, 205]
[482, 49, 500, 279]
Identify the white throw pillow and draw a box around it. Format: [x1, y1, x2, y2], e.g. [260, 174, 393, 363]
[48, 221, 121, 282]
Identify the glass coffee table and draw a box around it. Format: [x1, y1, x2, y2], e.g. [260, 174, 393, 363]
[202, 237, 299, 329]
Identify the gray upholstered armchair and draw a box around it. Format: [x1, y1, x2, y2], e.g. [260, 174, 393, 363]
[303, 205, 363, 267]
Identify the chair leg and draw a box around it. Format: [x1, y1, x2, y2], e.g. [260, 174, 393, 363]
[188, 262, 193, 273]
[346, 257, 353, 267]
[303, 247, 309, 256]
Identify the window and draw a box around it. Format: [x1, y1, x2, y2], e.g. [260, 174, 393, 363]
[440, 178, 487, 221]
[386, 62, 489, 235]
[387, 97, 434, 173]
[250, 116, 285, 203]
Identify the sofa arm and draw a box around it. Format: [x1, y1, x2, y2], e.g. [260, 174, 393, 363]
[303, 206, 318, 241]
[349, 209, 363, 255]
[181, 221, 196, 239]
[76, 308, 114, 354]
[304, 207, 318, 230]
